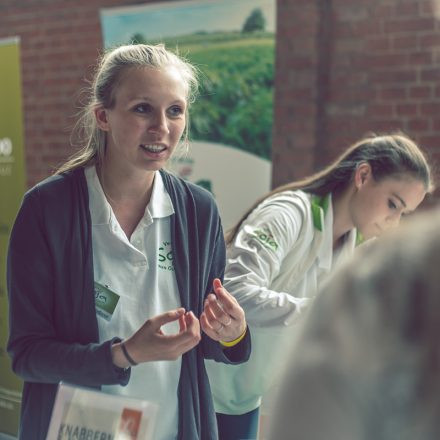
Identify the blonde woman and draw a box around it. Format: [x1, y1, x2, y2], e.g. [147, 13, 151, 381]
[7, 44, 249, 440]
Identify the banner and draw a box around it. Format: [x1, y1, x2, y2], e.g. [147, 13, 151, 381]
[100, 0, 276, 229]
[0, 37, 26, 438]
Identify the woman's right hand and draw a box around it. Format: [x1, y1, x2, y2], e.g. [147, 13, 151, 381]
[111, 308, 201, 368]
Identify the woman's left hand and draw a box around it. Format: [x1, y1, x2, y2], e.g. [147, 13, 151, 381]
[200, 278, 247, 343]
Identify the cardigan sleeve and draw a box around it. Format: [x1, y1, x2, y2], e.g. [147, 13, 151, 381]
[7, 186, 130, 387]
[200, 220, 251, 364]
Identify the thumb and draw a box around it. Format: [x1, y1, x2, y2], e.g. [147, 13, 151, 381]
[213, 278, 223, 292]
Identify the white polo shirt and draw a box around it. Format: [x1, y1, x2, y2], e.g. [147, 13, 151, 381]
[85, 166, 181, 440]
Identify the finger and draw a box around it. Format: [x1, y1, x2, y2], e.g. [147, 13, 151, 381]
[173, 313, 201, 352]
[178, 314, 187, 333]
[184, 311, 200, 331]
[213, 285, 243, 321]
[205, 295, 232, 325]
[200, 312, 221, 341]
[150, 308, 186, 330]
[213, 278, 223, 290]
[203, 302, 223, 331]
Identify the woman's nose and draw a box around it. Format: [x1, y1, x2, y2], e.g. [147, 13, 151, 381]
[386, 211, 402, 227]
[148, 111, 169, 135]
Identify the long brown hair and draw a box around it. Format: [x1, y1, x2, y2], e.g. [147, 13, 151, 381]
[56, 44, 199, 174]
[226, 133, 434, 245]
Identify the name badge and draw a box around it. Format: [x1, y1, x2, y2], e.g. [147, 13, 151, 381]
[94, 281, 120, 322]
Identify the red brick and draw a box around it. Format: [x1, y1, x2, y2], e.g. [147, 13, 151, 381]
[408, 118, 431, 131]
[379, 87, 407, 101]
[369, 53, 408, 68]
[396, 103, 419, 116]
[384, 17, 436, 34]
[420, 68, 440, 81]
[408, 51, 432, 65]
[431, 119, 440, 131]
[396, 1, 420, 16]
[368, 103, 396, 117]
[420, 103, 440, 115]
[419, 33, 440, 47]
[410, 86, 433, 99]
[370, 70, 417, 83]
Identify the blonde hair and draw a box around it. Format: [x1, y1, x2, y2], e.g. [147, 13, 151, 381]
[56, 44, 198, 174]
[227, 133, 434, 244]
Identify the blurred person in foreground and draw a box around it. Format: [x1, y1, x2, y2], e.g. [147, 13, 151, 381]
[268, 207, 440, 440]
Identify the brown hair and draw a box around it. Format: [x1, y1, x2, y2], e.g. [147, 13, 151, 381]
[226, 133, 434, 245]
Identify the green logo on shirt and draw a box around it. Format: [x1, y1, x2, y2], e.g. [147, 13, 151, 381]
[250, 228, 279, 251]
[158, 241, 174, 271]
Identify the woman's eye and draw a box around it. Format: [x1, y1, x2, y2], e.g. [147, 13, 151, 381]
[388, 199, 397, 210]
[133, 104, 151, 113]
[168, 105, 184, 117]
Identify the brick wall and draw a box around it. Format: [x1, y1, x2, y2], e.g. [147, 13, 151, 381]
[274, 0, 440, 200]
[1, 0, 439, 197]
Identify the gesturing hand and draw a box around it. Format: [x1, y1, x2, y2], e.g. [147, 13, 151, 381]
[200, 278, 247, 343]
[112, 308, 201, 368]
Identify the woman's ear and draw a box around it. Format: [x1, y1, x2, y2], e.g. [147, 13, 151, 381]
[354, 162, 372, 189]
[94, 106, 109, 131]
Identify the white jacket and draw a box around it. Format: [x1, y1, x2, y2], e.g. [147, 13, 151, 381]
[205, 190, 357, 414]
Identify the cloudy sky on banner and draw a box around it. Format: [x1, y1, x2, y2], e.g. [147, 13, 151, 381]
[101, 0, 276, 47]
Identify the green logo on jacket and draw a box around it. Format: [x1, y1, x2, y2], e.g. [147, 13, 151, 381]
[250, 228, 279, 251]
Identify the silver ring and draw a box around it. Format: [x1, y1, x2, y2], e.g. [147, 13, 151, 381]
[224, 317, 232, 326]
[217, 323, 224, 332]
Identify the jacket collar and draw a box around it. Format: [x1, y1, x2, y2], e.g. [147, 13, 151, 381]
[310, 193, 356, 271]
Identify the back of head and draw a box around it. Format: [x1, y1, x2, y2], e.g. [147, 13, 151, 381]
[268, 208, 440, 440]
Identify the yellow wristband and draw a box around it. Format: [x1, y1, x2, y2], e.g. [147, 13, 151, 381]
[220, 327, 247, 348]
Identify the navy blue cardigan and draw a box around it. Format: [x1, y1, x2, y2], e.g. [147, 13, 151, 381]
[7, 168, 250, 440]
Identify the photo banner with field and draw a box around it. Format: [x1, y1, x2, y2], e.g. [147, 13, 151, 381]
[0, 37, 26, 438]
[100, 0, 276, 229]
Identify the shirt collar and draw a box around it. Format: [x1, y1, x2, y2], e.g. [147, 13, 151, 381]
[85, 166, 174, 226]
[85, 166, 112, 225]
[148, 171, 175, 219]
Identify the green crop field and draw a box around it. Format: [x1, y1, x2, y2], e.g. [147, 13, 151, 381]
[138, 31, 275, 160]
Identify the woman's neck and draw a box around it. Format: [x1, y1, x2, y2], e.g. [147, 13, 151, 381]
[97, 160, 155, 206]
[96, 161, 156, 239]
